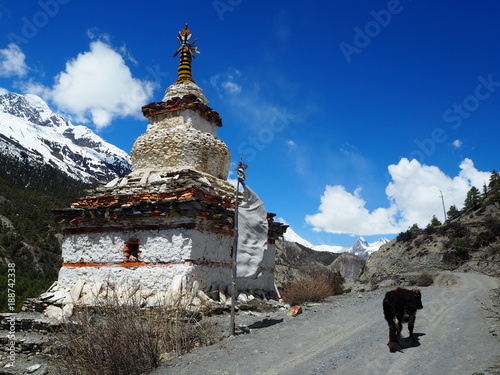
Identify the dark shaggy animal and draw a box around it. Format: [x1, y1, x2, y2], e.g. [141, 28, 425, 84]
[383, 287, 423, 352]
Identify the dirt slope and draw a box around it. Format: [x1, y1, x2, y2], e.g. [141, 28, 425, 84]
[153, 272, 499, 375]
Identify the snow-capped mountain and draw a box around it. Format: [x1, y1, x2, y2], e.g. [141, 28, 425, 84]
[282, 223, 389, 259]
[349, 236, 390, 259]
[0, 92, 131, 183]
[281, 225, 315, 248]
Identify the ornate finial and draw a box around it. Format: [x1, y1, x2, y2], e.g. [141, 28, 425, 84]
[173, 24, 200, 84]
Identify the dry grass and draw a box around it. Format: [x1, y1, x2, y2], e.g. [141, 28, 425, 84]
[281, 269, 344, 306]
[56, 287, 217, 375]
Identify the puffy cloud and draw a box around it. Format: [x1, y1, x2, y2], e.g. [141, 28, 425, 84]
[452, 139, 462, 148]
[50, 41, 155, 129]
[306, 185, 398, 235]
[0, 44, 28, 77]
[306, 158, 491, 236]
[0, 87, 8, 95]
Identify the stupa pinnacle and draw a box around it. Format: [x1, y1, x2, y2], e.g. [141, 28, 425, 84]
[163, 25, 207, 103]
[173, 24, 198, 84]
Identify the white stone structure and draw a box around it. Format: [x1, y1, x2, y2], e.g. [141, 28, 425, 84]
[49, 27, 287, 308]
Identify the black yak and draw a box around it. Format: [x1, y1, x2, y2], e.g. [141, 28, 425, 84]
[383, 287, 423, 352]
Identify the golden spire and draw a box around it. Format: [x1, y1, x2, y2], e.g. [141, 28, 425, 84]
[173, 24, 200, 84]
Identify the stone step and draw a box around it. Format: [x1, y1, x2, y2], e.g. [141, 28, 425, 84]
[0, 312, 61, 334]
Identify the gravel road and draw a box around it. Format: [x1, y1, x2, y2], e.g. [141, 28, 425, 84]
[152, 272, 499, 375]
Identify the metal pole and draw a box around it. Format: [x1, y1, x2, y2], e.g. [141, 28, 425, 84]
[440, 190, 447, 222]
[230, 172, 241, 336]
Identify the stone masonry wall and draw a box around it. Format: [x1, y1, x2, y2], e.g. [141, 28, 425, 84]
[131, 110, 230, 180]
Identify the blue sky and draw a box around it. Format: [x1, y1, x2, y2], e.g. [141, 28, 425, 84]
[0, 0, 499, 247]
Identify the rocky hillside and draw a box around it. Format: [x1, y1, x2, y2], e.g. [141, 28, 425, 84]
[360, 200, 500, 286]
[274, 241, 365, 287]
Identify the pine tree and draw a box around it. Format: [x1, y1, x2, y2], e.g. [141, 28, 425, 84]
[427, 215, 442, 227]
[409, 223, 420, 231]
[447, 205, 460, 219]
[485, 169, 500, 205]
[464, 186, 481, 209]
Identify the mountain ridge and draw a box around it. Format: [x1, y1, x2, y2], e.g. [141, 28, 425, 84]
[282, 224, 389, 259]
[0, 92, 131, 184]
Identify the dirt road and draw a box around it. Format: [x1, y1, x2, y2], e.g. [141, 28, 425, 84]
[153, 272, 499, 375]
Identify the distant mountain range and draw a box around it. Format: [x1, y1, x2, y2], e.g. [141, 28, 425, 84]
[0, 92, 131, 183]
[283, 225, 389, 259]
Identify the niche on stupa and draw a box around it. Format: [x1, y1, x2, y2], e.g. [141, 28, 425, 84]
[123, 238, 141, 262]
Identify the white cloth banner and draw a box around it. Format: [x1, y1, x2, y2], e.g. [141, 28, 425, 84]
[236, 182, 268, 278]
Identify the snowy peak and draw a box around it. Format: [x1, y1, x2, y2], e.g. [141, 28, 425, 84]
[281, 222, 389, 258]
[349, 237, 390, 259]
[280, 219, 314, 248]
[352, 237, 369, 253]
[0, 92, 131, 183]
[0, 92, 69, 128]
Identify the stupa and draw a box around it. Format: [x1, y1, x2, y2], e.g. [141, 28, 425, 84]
[47, 25, 287, 309]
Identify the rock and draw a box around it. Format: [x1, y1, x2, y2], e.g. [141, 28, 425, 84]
[43, 305, 63, 320]
[197, 290, 213, 304]
[191, 280, 200, 296]
[39, 292, 54, 301]
[329, 253, 365, 284]
[166, 274, 185, 304]
[62, 303, 74, 319]
[286, 306, 302, 317]
[379, 279, 397, 288]
[66, 278, 85, 303]
[26, 364, 41, 373]
[218, 286, 227, 304]
[237, 293, 254, 304]
[46, 289, 66, 303]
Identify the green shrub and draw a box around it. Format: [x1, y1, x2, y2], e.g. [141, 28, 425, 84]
[454, 237, 470, 260]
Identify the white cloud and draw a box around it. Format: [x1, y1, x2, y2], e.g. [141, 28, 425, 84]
[17, 78, 52, 98]
[306, 158, 491, 236]
[287, 140, 297, 149]
[221, 80, 241, 94]
[0, 87, 8, 95]
[210, 68, 242, 95]
[0, 44, 28, 77]
[49, 41, 155, 129]
[452, 139, 462, 148]
[306, 185, 399, 235]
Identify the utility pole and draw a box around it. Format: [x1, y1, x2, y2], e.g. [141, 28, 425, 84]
[439, 190, 447, 222]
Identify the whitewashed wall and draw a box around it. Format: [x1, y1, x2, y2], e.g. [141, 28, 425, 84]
[59, 228, 277, 293]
